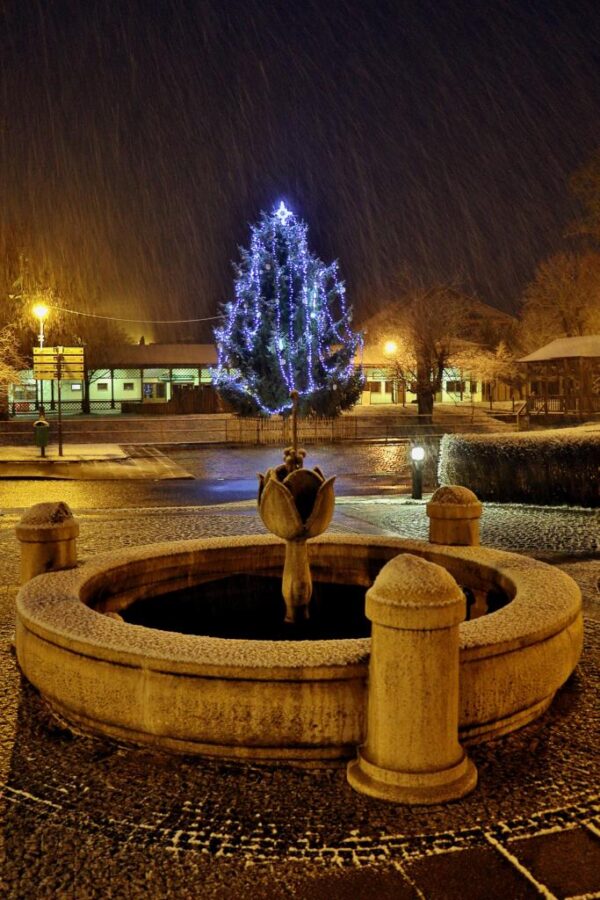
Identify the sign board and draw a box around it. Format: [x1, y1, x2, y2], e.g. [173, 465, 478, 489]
[33, 347, 85, 381]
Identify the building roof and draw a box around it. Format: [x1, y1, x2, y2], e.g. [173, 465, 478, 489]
[99, 343, 218, 368]
[519, 335, 600, 363]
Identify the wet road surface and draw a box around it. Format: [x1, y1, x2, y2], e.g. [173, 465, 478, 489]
[0, 444, 413, 510]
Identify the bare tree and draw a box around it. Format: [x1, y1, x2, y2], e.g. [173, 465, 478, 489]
[453, 341, 523, 409]
[0, 326, 27, 419]
[569, 148, 600, 241]
[519, 251, 600, 351]
[1, 231, 132, 415]
[367, 281, 471, 421]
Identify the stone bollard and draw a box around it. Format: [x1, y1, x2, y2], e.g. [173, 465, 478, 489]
[15, 502, 79, 584]
[347, 553, 477, 804]
[426, 485, 482, 546]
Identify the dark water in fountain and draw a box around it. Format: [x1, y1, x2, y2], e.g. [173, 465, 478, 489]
[120, 576, 509, 640]
[121, 576, 371, 641]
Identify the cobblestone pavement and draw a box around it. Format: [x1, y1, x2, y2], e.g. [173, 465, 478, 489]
[0, 499, 599, 898]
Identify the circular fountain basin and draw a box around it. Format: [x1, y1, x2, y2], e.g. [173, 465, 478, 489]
[16, 534, 583, 762]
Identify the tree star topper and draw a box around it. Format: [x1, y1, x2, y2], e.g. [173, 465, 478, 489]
[275, 201, 293, 224]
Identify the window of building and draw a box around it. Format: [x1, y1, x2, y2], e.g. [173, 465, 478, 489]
[123, 382, 135, 391]
[142, 369, 169, 380]
[96, 383, 109, 392]
[446, 380, 465, 393]
[13, 386, 37, 401]
[71, 383, 82, 391]
[143, 382, 167, 399]
[367, 381, 381, 393]
[384, 381, 394, 393]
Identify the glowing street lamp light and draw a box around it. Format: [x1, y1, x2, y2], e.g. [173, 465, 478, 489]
[383, 340, 398, 356]
[410, 445, 425, 500]
[32, 303, 49, 349]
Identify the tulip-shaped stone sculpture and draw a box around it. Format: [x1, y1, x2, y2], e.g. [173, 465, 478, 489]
[258, 456, 336, 623]
[258, 392, 336, 624]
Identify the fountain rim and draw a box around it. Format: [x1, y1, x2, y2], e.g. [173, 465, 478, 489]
[16, 533, 581, 679]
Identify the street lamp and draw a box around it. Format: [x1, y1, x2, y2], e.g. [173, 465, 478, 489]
[410, 445, 425, 500]
[32, 303, 50, 416]
[383, 340, 397, 357]
[32, 303, 49, 348]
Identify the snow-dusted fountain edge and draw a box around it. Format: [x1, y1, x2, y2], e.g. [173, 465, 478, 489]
[15, 534, 583, 762]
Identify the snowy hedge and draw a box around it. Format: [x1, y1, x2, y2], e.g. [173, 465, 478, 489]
[438, 426, 600, 507]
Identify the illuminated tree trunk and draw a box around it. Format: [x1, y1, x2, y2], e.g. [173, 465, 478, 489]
[0, 386, 8, 420]
[416, 358, 434, 423]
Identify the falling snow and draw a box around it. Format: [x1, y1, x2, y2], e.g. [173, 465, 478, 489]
[1, 0, 600, 341]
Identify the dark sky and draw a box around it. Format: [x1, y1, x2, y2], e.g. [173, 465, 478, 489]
[2, 0, 600, 340]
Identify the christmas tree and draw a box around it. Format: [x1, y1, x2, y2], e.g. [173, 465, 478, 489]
[214, 202, 364, 416]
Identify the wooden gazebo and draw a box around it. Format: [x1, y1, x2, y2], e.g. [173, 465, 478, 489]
[519, 335, 600, 417]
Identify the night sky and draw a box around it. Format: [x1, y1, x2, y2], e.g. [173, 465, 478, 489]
[2, 0, 600, 340]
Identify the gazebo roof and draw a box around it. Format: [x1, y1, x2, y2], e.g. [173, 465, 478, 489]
[519, 335, 600, 363]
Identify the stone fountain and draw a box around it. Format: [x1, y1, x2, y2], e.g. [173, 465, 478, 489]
[14, 427, 583, 804]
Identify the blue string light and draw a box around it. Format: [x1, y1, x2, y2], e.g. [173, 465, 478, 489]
[214, 203, 363, 415]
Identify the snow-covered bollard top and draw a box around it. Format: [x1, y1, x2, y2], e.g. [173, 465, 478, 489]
[347, 552, 477, 804]
[426, 485, 483, 546]
[15, 501, 79, 584]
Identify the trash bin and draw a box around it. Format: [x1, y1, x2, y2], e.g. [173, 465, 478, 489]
[33, 417, 50, 457]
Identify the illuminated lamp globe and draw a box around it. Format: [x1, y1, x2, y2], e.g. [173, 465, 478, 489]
[32, 303, 49, 321]
[411, 446, 425, 462]
[383, 340, 398, 356]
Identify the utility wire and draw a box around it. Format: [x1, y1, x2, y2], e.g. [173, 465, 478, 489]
[45, 305, 224, 325]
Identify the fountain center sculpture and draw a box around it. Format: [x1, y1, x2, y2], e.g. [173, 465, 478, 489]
[257, 391, 336, 624]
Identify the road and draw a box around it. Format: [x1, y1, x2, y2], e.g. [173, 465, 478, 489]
[0, 443, 412, 510]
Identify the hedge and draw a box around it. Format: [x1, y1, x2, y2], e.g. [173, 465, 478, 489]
[438, 427, 600, 507]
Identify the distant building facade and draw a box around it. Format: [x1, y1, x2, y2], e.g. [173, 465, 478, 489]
[11, 344, 219, 416]
[10, 298, 522, 416]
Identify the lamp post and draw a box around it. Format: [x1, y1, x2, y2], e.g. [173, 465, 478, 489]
[411, 445, 425, 499]
[32, 303, 49, 412]
[32, 303, 49, 349]
[383, 340, 401, 405]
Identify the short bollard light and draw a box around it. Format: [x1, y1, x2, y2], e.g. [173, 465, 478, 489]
[426, 485, 483, 546]
[347, 553, 477, 804]
[15, 501, 79, 584]
[410, 445, 425, 499]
